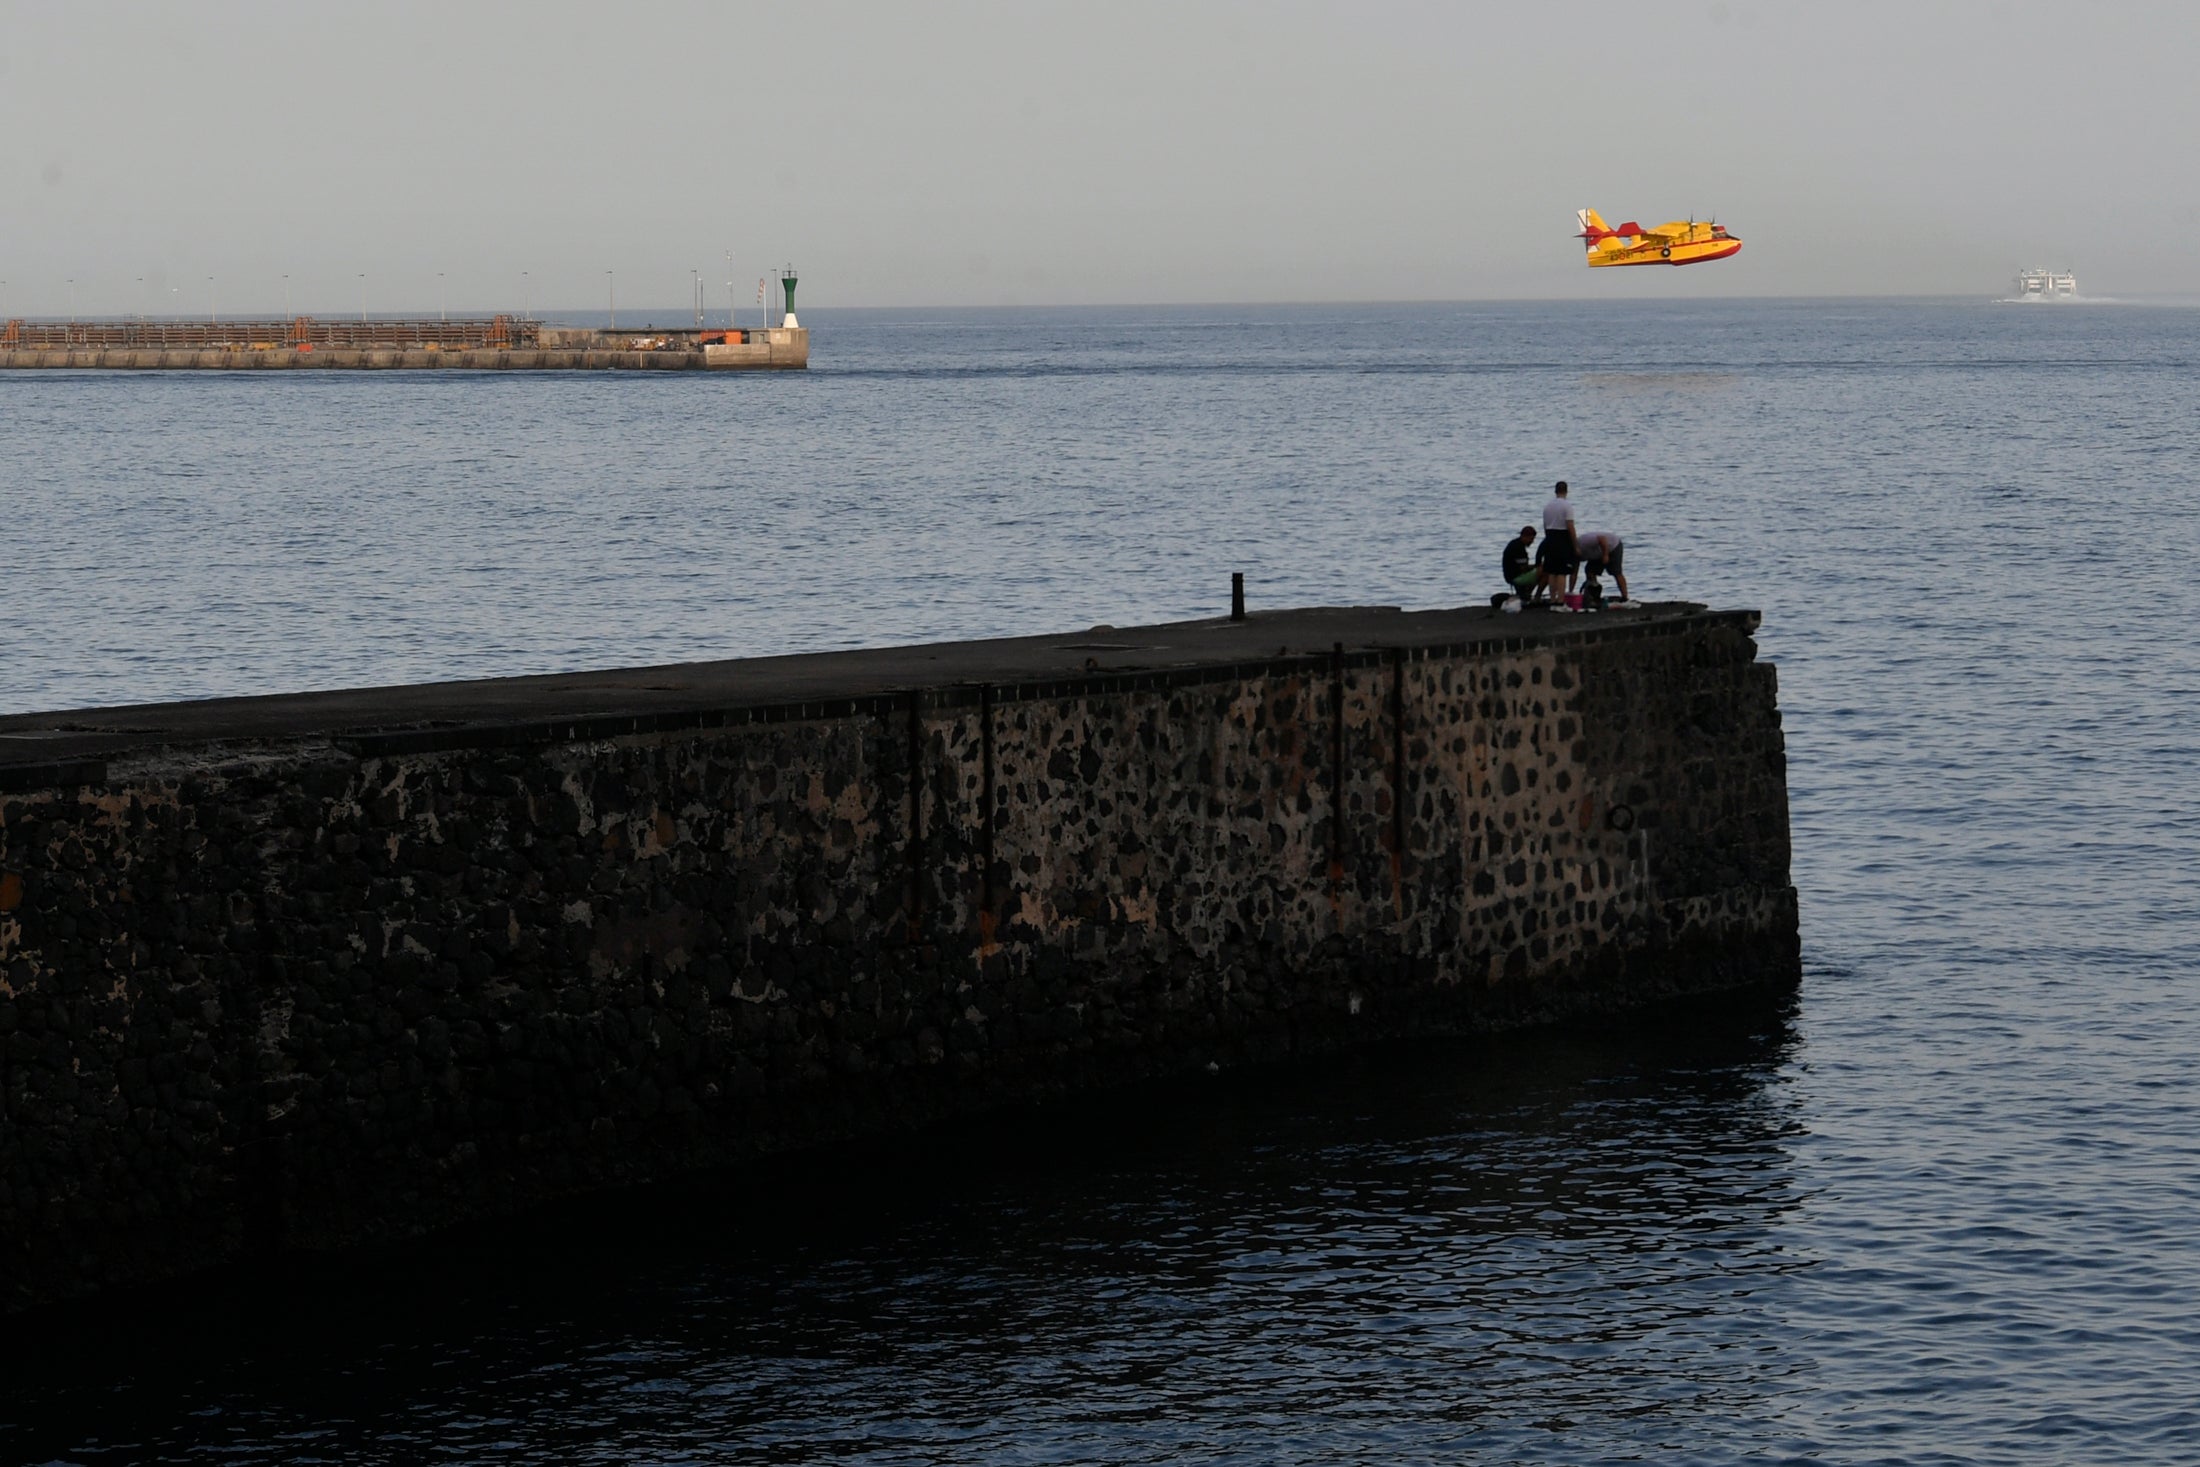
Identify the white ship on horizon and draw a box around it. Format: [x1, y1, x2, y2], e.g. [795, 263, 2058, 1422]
[2013, 268, 2078, 299]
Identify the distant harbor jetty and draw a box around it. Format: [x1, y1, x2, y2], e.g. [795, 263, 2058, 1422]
[0, 316, 808, 370]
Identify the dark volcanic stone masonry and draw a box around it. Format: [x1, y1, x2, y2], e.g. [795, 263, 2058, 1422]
[0, 605, 1798, 1310]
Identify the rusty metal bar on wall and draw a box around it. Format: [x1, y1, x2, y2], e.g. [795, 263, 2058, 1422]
[1329, 642, 1346, 889]
[1390, 646, 1407, 912]
[905, 689, 925, 940]
[978, 684, 997, 948]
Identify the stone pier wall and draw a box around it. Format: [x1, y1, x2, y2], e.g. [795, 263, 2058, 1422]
[0, 610, 1796, 1310]
[0, 328, 808, 371]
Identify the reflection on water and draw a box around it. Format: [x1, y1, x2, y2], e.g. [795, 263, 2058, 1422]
[4, 1005, 1800, 1465]
[1577, 369, 1739, 394]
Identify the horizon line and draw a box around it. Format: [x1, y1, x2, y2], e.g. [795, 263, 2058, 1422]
[6, 291, 2191, 322]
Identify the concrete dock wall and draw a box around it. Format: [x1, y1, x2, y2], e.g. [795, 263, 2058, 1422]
[0, 606, 1796, 1309]
[0, 328, 807, 372]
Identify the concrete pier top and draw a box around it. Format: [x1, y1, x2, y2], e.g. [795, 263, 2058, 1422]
[0, 601, 1736, 784]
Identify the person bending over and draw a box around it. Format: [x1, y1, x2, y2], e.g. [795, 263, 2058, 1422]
[1539, 480, 1579, 600]
[1576, 529, 1629, 602]
[1501, 525, 1542, 602]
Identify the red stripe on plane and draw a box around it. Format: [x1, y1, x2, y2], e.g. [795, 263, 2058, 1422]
[1593, 240, 1744, 266]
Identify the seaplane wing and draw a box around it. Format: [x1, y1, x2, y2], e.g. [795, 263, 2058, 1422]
[1575, 207, 1741, 268]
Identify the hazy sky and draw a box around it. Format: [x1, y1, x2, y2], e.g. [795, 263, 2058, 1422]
[3, 0, 2195, 314]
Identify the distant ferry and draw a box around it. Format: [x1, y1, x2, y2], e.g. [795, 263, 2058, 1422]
[2013, 268, 2077, 299]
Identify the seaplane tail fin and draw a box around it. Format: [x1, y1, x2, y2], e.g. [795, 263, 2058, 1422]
[1577, 208, 1632, 258]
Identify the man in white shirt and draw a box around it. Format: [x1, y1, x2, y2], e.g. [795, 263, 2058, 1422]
[1538, 481, 1578, 600]
[1575, 529, 1629, 602]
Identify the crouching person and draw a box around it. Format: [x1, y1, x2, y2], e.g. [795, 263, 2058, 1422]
[1576, 530, 1629, 602]
[1499, 525, 1542, 604]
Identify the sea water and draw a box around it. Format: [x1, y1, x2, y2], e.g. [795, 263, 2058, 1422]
[3, 299, 2199, 1464]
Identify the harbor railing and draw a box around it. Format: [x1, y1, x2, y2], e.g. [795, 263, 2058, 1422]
[0, 316, 544, 351]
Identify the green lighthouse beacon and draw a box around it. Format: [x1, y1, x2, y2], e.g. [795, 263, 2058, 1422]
[779, 267, 799, 328]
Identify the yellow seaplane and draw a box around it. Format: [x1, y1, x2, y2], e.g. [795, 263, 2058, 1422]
[1576, 208, 1741, 267]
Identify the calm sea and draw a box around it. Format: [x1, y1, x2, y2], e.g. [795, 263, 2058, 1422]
[4, 300, 2198, 1464]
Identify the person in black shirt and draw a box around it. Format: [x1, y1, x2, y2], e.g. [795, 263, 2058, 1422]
[1501, 525, 1541, 602]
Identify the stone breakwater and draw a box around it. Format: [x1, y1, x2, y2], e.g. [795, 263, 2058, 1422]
[0, 327, 809, 372]
[0, 604, 1797, 1311]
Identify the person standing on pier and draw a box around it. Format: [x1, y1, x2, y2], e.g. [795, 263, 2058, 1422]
[1539, 481, 1579, 600]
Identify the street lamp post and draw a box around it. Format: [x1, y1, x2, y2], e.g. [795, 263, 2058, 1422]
[607, 270, 615, 332]
[725, 250, 735, 330]
[359, 273, 367, 324]
[67, 278, 76, 325]
[283, 273, 291, 319]
[439, 272, 447, 323]
[521, 270, 531, 320]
